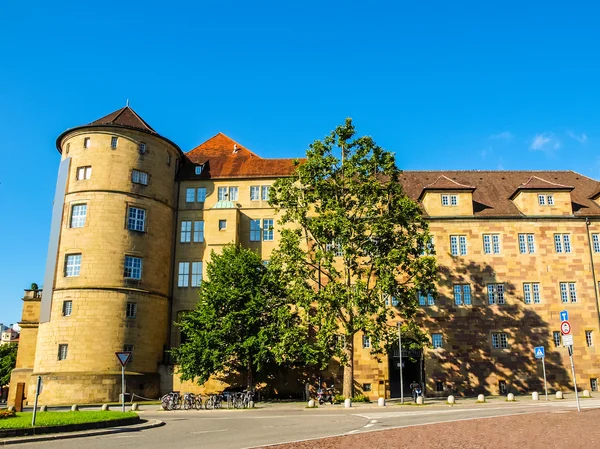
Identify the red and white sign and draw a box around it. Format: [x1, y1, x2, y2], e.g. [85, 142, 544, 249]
[115, 351, 132, 367]
[561, 321, 572, 335]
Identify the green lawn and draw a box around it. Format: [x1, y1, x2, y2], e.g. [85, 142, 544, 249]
[0, 411, 138, 429]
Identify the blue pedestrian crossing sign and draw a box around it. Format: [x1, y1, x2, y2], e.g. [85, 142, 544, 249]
[534, 346, 545, 359]
[560, 310, 569, 322]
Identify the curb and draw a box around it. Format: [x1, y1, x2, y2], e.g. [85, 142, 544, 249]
[0, 419, 164, 445]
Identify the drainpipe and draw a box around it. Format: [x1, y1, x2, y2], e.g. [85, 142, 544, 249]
[166, 176, 181, 361]
[584, 217, 600, 331]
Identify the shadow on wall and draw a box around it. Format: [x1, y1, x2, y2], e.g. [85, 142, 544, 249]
[421, 259, 571, 396]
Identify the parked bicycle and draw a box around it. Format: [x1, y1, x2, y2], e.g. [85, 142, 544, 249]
[161, 391, 182, 410]
[182, 392, 203, 410]
[204, 393, 224, 410]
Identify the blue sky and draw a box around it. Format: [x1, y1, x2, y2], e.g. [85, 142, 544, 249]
[1, 1, 599, 324]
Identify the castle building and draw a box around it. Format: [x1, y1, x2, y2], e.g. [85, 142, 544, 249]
[8, 107, 600, 404]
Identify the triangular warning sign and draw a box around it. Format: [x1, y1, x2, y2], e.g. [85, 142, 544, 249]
[535, 348, 543, 357]
[115, 351, 132, 367]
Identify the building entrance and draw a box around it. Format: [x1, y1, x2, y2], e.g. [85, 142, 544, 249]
[388, 344, 423, 398]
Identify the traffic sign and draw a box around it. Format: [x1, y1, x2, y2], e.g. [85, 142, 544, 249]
[534, 346, 545, 359]
[115, 351, 132, 367]
[562, 334, 574, 346]
[561, 321, 572, 335]
[560, 310, 569, 322]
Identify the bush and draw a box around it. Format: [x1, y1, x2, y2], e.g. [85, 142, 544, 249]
[352, 394, 371, 403]
[333, 394, 345, 404]
[0, 410, 16, 419]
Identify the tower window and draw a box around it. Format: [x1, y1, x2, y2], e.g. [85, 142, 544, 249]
[64, 254, 81, 277]
[127, 207, 146, 232]
[58, 344, 68, 360]
[126, 302, 137, 318]
[139, 143, 147, 154]
[62, 300, 73, 317]
[219, 220, 227, 230]
[111, 136, 118, 149]
[83, 137, 90, 149]
[132, 170, 148, 185]
[124, 256, 142, 280]
[76, 166, 92, 180]
[70, 204, 87, 228]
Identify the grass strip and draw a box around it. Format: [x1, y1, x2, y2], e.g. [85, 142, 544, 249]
[0, 411, 138, 429]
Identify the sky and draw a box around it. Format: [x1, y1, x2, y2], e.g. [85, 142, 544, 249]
[1, 1, 599, 324]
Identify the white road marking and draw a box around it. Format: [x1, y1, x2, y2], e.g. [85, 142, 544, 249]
[192, 429, 228, 434]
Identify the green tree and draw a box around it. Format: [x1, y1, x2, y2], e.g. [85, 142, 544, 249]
[171, 244, 310, 390]
[0, 343, 18, 386]
[269, 119, 437, 398]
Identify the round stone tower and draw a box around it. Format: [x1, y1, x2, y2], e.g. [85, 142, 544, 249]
[31, 107, 181, 404]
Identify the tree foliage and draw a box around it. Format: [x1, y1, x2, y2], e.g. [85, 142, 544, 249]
[0, 344, 17, 386]
[171, 244, 310, 389]
[269, 119, 437, 397]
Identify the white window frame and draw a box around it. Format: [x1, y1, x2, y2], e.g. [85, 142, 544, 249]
[70, 204, 87, 228]
[126, 302, 137, 318]
[560, 282, 577, 303]
[111, 136, 118, 149]
[132, 170, 148, 185]
[418, 292, 434, 306]
[124, 256, 142, 280]
[547, 195, 554, 205]
[218, 187, 228, 201]
[450, 195, 458, 206]
[250, 186, 260, 201]
[76, 166, 92, 180]
[193, 221, 204, 242]
[127, 207, 146, 232]
[180, 220, 192, 243]
[538, 194, 546, 205]
[518, 233, 535, 254]
[62, 300, 72, 316]
[362, 335, 371, 349]
[454, 284, 471, 305]
[487, 283, 505, 305]
[441, 195, 449, 206]
[554, 234, 571, 253]
[261, 185, 270, 201]
[65, 254, 81, 277]
[523, 283, 541, 304]
[492, 332, 508, 349]
[191, 262, 203, 287]
[593, 234, 600, 253]
[219, 219, 227, 230]
[263, 219, 274, 241]
[83, 137, 90, 148]
[229, 186, 239, 201]
[250, 219, 261, 242]
[586, 330, 593, 347]
[178, 262, 189, 287]
[483, 234, 500, 254]
[432, 333, 443, 348]
[139, 142, 147, 154]
[197, 187, 207, 202]
[58, 344, 68, 360]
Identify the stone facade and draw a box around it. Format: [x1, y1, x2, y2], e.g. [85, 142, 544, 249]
[9, 106, 600, 404]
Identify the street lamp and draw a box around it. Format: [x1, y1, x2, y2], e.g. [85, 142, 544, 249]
[397, 321, 404, 404]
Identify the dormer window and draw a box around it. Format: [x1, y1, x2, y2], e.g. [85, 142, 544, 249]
[195, 166, 203, 175]
[441, 194, 458, 206]
[538, 194, 554, 206]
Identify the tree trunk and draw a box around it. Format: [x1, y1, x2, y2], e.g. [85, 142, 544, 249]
[342, 336, 354, 399]
[247, 356, 255, 390]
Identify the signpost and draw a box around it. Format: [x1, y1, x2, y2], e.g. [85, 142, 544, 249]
[31, 376, 42, 426]
[560, 310, 580, 412]
[534, 346, 548, 401]
[115, 352, 132, 413]
[397, 322, 404, 405]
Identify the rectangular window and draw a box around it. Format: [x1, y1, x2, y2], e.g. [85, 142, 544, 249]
[218, 187, 227, 201]
[139, 143, 146, 154]
[591, 379, 598, 392]
[186, 188, 195, 203]
[454, 284, 471, 305]
[459, 236, 467, 255]
[560, 282, 577, 303]
[436, 381, 444, 392]
[65, 254, 81, 277]
[180, 220, 192, 243]
[219, 219, 227, 230]
[450, 235, 467, 256]
[523, 283, 541, 304]
[492, 332, 508, 349]
[547, 195, 554, 205]
[83, 137, 90, 148]
[553, 331, 561, 348]
[124, 256, 142, 280]
[191, 262, 203, 287]
[250, 186, 260, 201]
[483, 234, 491, 254]
[362, 335, 370, 349]
[538, 195, 545, 206]
[229, 186, 239, 201]
[483, 234, 500, 254]
[70, 204, 87, 228]
[499, 380, 507, 394]
[62, 300, 72, 317]
[58, 344, 68, 360]
[518, 234, 535, 254]
[450, 195, 458, 206]
[127, 207, 146, 232]
[363, 383, 372, 392]
[76, 166, 92, 180]
[197, 187, 207, 202]
[441, 195, 449, 206]
[554, 234, 571, 253]
[384, 294, 399, 307]
[178, 262, 189, 287]
[586, 330, 593, 347]
[263, 219, 274, 241]
[111, 136, 118, 149]
[261, 185, 270, 201]
[432, 333, 443, 348]
[126, 302, 137, 318]
[418, 292, 434, 306]
[250, 219, 261, 241]
[193, 221, 204, 242]
[487, 283, 505, 305]
[131, 170, 148, 185]
[195, 166, 202, 175]
[593, 234, 600, 253]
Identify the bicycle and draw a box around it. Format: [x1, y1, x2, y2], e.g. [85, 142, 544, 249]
[161, 391, 182, 410]
[204, 393, 223, 410]
[183, 392, 201, 410]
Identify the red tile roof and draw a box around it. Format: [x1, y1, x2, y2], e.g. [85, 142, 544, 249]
[400, 171, 600, 217]
[419, 175, 475, 199]
[509, 176, 574, 199]
[183, 133, 300, 179]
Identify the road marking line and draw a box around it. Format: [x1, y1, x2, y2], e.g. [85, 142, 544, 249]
[192, 429, 228, 434]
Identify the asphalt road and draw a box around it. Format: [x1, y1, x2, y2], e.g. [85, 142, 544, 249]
[15, 399, 600, 449]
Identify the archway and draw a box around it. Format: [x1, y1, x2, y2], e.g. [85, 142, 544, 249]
[388, 342, 423, 398]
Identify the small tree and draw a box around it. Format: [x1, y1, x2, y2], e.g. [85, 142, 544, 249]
[270, 119, 437, 398]
[0, 344, 17, 386]
[172, 244, 310, 390]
